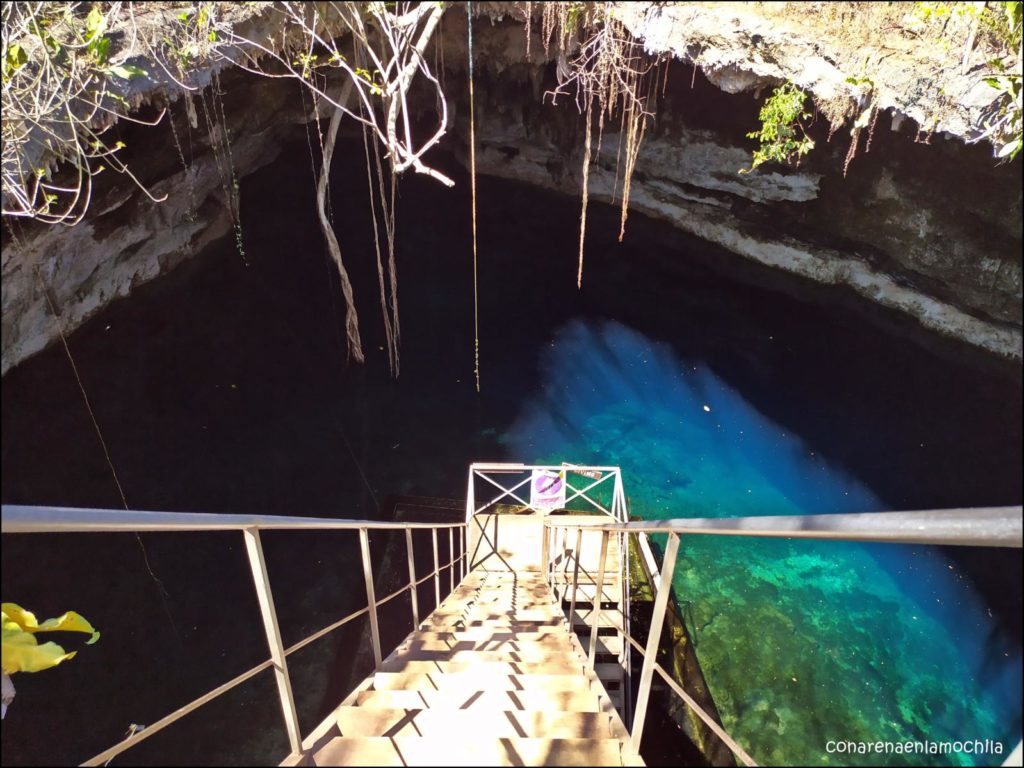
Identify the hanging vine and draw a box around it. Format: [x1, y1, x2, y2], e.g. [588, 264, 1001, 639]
[540, 3, 660, 287]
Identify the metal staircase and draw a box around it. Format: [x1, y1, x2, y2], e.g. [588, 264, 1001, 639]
[2, 465, 1020, 767]
[314, 568, 639, 766]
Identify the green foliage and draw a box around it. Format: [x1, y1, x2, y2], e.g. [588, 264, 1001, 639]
[982, 1, 1022, 161]
[167, 3, 221, 72]
[85, 7, 110, 64]
[742, 82, 815, 172]
[354, 66, 383, 95]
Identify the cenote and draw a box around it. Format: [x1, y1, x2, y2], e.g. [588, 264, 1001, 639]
[3, 131, 1021, 766]
[2, 6, 1023, 766]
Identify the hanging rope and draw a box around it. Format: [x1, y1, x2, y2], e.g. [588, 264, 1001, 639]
[36, 271, 181, 647]
[468, 0, 481, 393]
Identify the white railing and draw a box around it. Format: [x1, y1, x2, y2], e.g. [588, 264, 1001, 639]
[464, 462, 635, 723]
[1, 505, 468, 766]
[544, 505, 1024, 765]
[464, 462, 628, 524]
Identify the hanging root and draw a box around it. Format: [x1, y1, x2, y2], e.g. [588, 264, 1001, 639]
[545, 4, 657, 284]
[578, 96, 593, 289]
[469, 0, 481, 392]
[360, 98, 398, 377]
[318, 81, 365, 363]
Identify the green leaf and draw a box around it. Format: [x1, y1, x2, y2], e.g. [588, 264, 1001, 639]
[3, 43, 28, 79]
[85, 7, 107, 42]
[107, 64, 147, 80]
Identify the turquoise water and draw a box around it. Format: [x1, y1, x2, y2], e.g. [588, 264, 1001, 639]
[502, 318, 1022, 766]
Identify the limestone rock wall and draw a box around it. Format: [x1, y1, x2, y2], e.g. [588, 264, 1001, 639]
[2, 4, 1021, 374]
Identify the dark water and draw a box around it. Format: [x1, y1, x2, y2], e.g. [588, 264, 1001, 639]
[2, 135, 1021, 765]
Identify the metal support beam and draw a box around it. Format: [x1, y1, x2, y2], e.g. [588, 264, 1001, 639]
[541, 520, 550, 587]
[449, 527, 455, 594]
[465, 468, 475, 525]
[588, 530, 610, 669]
[459, 526, 466, 582]
[432, 528, 440, 608]
[568, 527, 583, 634]
[358, 528, 382, 668]
[630, 532, 680, 754]
[406, 529, 419, 628]
[243, 528, 302, 755]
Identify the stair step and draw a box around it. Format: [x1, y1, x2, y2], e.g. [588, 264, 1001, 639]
[580, 634, 625, 657]
[353, 688, 605, 713]
[594, 663, 626, 683]
[424, 610, 564, 624]
[383, 649, 585, 666]
[371, 670, 595, 692]
[377, 658, 586, 676]
[409, 631, 576, 647]
[557, 585, 621, 604]
[420, 619, 567, 633]
[335, 707, 614, 739]
[315, 735, 624, 766]
[570, 609, 624, 631]
[433, 601, 558, 613]
[411, 627, 569, 641]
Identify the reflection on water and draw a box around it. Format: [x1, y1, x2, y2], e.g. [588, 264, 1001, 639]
[503, 318, 1022, 766]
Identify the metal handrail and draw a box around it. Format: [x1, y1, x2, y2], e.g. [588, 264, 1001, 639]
[1, 504, 468, 766]
[1, 505, 467, 533]
[543, 506, 1024, 547]
[544, 505, 1023, 764]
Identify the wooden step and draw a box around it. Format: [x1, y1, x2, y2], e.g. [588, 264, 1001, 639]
[335, 707, 614, 739]
[594, 662, 626, 683]
[411, 627, 569, 641]
[353, 688, 606, 713]
[397, 642, 582, 662]
[407, 634, 581, 651]
[383, 648, 585, 666]
[557, 585, 621, 604]
[371, 670, 595, 693]
[419, 619, 567, 633]
[377, 658, 586, 676]
[424, 610, 564, 624]
[314, 735, 624, 766]
[579, 634, 625, 658]
[456, 598, 556, 609]
[570, 609, 624, 631]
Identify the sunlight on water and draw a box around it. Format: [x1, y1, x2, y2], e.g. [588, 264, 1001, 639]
[502, 318, 1022, 766]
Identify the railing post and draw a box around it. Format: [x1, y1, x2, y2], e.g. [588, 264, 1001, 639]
[568, 527, 583, 632]
[588, 530, 610, 669]
[550, 525, 558, 596]
[359, 528, 382, 668]
[622, 531, 634, 726]
[243, 528, 302, 755]
[541, 519, 550, 583]
[467, 469, 476, 522]
[630, 532, 680, 754]
[432, 528, 440, 608]
[405, 529, 419, 629]
[459, 526, 466, 582]
[449, 527, 455, 595]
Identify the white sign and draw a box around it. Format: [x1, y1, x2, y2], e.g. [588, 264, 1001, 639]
[530, 469, 566, 511]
